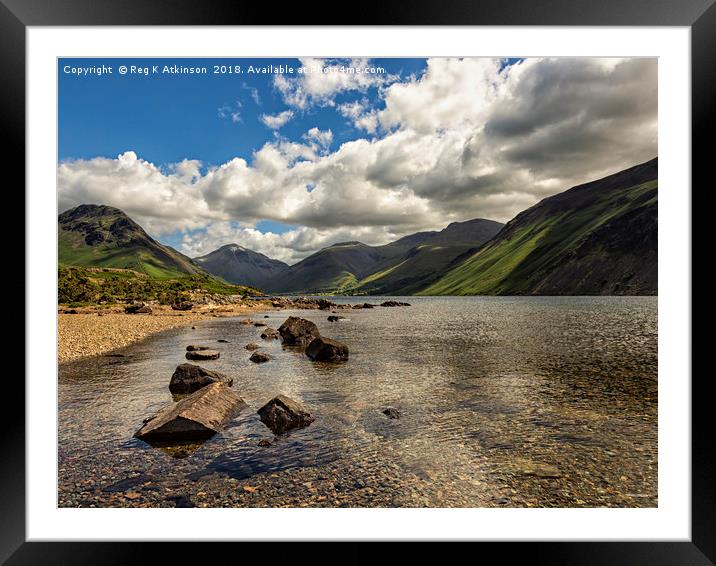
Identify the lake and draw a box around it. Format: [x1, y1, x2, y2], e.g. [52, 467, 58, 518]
[58, 296, 657, 508]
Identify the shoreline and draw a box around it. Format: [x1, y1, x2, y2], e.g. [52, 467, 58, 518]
[58, 303, 266, 363]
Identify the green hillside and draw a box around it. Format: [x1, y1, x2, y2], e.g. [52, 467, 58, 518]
[58, 204, 204, 279]
[420, 158, 658, 296]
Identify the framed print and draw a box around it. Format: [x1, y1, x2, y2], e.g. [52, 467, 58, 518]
[8, 0, 711, 563]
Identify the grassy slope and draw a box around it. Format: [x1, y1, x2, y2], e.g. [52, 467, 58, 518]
[59, 229, 196, 279]
[421, 179, 657, 296]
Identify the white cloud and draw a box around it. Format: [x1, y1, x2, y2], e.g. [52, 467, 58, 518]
[274, 57, 395, 110]
[58, 57, 657, 264]
[302, 127, 333, 153]
[259, 110, 294, 129]
[218, 102, 242, 123]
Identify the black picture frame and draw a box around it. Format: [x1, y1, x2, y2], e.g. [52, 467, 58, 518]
[7, 0, 709, 563]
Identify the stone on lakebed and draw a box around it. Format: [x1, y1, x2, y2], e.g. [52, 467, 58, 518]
[169, 363, 233, 393]
[257, 395, 314, 434]
[305, 336, 349, 362]
[185, 349, 220, 361]
[278, 316, 320, 345]
[135, 383, 247, 441]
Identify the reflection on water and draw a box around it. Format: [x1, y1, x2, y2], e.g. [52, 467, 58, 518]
[58, 296, 657, 507]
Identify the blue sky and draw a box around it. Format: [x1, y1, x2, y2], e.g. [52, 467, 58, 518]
[59, 58, 427, 169]
[57, 57, 657, 263]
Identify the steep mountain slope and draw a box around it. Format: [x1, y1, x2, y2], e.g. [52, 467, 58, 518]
[263, 219, 503, 294]
[194, 244, 288, 288]
[58, 204, 204, 279]
[266, 241, 388, 293]
[352, 219, 504, 295]
[420, 158, 658, 296]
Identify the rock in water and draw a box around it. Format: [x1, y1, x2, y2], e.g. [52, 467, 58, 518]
[249, 351, 271, 364]
[278, 316, 320, 345]
[260, 327, 280, 340]
[135, 383, 247, 441]
[254, 322, 267, 327]
[245, 342, 260, 350]
[186, 345, 211, 351]
[257, 395, 314, 434]
[383, 407, 401, 419]
[185, 349, 220, 360]
[305, 336, 349, 362]
[380, 301, 411, 307]
[169, 363, 233, 393]
[327, 315, 345, 322]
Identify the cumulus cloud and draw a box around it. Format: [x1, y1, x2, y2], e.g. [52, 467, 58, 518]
[58, 57, 657, 264]
[274, 57, 395, 109]
[260, 110, 294, 129]
[302, 127, 333, 153]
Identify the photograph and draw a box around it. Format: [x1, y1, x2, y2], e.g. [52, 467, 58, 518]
[56, 56, 658, 509]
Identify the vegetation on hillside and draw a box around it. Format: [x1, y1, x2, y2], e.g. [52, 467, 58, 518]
[58, 266, 260, 306]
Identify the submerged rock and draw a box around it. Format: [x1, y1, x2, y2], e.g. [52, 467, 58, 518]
[380, 301, 411, 307]
[249, 351, 271, 364]
[305, 336, 349, 362]
[185, 349, 220, 361]
[382, 407, 401, 419]
[217, 339, 229, 343]
[278, 316, 321, 345]
[257, 395, 314, 434]
[186, 345, 211, 351]
[254, 322, 267, 327]
[169, 363, 233, 393]
[327, 315, 345, 322]
[245, 342, 260, 350]
[260, 327, 280, 340]
[135, 383, 246, 441]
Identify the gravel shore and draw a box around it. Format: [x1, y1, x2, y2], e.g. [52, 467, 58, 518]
[58, 304, 261, 363]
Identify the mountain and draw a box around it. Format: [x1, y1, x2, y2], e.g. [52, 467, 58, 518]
[262, 219, 504, 294]
[265, 241, 388, 293]
[349, 219, 505, 295]
[193, 244, 288, 288]
[58, 204, 203, 279]
[421, 158, 658, 296]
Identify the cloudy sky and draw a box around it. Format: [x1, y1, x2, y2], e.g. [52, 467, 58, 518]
[58, 57, 657, 264]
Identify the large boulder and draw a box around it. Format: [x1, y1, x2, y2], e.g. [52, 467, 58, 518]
[305, 336, 349, 362]
[135, 383, 246, 441]
[257, 395, 314, 434]
[169, 363, 233, 393]
[278, 316, 320, 345]
[185, 349, 220, 361]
